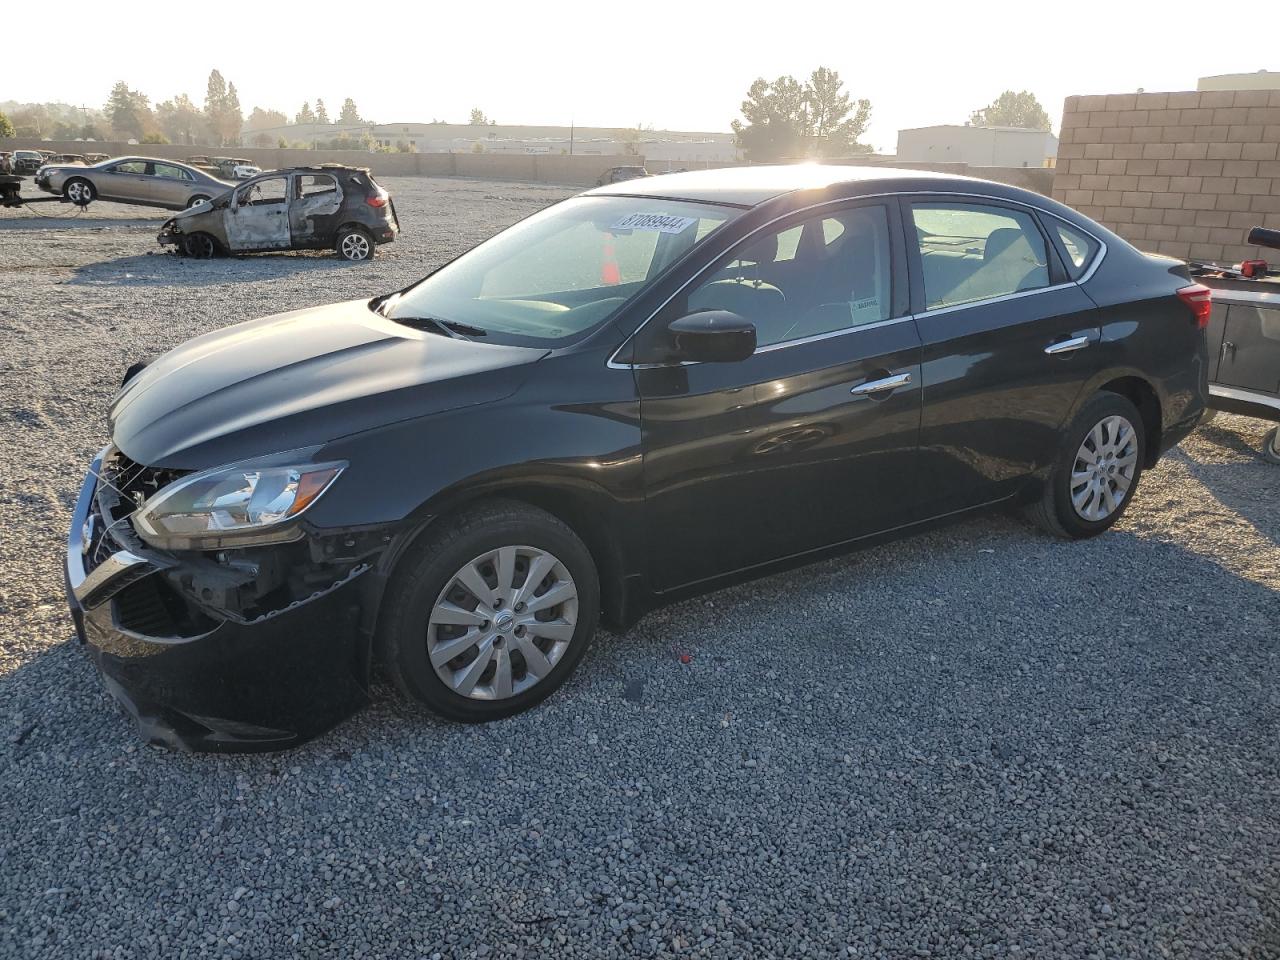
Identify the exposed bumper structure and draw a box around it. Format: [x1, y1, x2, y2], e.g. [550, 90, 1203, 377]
[65, 450, 373, 752]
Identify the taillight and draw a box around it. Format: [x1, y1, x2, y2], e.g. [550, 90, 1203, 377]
[365, 193, 388, 209]
[1177, 283, 1212, 329]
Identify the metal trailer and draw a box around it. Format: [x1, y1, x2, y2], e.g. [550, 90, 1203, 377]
[1195, 226, 1280, 463]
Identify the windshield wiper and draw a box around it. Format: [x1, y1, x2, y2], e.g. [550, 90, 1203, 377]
[390, 315, 488, 340]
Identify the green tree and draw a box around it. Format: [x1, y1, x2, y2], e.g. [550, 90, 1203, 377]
[105, 82, 154, 140]
[246, 107, 288, 131]
[731, 76, 808, 162]
[315, 98, 330, 124]
[805, 67, 871, 156]
[296, 101, 316, 125]
[969, 90, 1051, 131]
[339, 98, 360, 124]
[470, 107, 488, 125]
[141, 131, 169, 144]
[203, 70, 243, 145]
[0, 112, 13, 138]
[156, 94, 205, 145]
[731, 69, 872, 162]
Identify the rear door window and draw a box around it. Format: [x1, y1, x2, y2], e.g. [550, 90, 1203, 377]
[152, 163, 192, 181]
[911, 202, 1051, 310]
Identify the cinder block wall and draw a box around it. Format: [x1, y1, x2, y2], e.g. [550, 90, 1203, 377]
[1053, 90, 1280, 263]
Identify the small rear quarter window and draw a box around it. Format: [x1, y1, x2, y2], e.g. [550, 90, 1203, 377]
[1054, 220, 1100, 278]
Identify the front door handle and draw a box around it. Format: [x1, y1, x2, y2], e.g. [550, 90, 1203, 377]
[850, 372, 913, 396]
[1044, 335, 1092, 356]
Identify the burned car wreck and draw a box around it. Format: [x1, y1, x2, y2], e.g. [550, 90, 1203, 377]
[158, 164, 398, 261]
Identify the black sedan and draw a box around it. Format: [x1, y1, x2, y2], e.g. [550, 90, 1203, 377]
[66, 165, 1209, 751]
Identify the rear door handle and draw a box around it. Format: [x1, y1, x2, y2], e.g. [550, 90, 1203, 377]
[1044, 335, 1092, 356]
[850, 372, 913, 396]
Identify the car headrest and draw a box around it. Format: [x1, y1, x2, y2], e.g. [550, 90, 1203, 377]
[983, 228, 1023, 263]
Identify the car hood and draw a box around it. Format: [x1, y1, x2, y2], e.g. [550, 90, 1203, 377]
[110, 298, 550, 469]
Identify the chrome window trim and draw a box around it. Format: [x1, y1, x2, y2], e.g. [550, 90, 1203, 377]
[607, 189, 1109, 369]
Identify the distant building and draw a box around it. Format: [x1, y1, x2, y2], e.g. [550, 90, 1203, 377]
[1197, 70, 1280, 91]
[243, 120, 737, 165]
[895, 125, 1058, 167]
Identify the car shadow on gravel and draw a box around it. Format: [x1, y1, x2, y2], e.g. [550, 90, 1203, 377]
[1178, 425, 1280, 547]
[66, 252, 358, 287]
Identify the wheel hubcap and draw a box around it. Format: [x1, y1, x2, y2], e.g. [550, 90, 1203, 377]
[342, 234, 369, 259]
[1070, 414, 1138, 521]
[427, 546, 578, 700]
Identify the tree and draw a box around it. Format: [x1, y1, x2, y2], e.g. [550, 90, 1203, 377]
[246, 107, 288, 131]
[731, 76, 808, 162]
[0, 112, 13, 138]
[470, 107, 488, 125]
[731, 69, 873, 162]
[315, 98, 330, 124]
[141, 132, 169, 144]
[969, 90, 1051, 131]
[296, 101, 316, 125]
[157, 94, 206, 145]
[804, 67, 871, 156]
[203, 70, 242, 146]
[252, 132, 274, 148]
[339, 98, 360, 124]
[105, 81, 154, 141]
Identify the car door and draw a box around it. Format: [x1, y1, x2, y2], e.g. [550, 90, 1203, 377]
[635, 200, 923, 591]
[904, 198, 1102, 516]
[289, 173, 343, 247]
[98, 159, 149, 202]
[224, 175, 292, 250]
[149, 162, 192, 207]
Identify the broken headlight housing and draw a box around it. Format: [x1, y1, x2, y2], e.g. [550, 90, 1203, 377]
[133, 454, 345, 550]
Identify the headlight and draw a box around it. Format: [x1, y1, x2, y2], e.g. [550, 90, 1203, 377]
[133, 456, 345, 549]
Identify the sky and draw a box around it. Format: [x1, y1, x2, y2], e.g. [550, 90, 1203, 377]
[5, 0, 1275, 153]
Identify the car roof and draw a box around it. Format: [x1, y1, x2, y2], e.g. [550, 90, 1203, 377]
[586, 163, 993, 207]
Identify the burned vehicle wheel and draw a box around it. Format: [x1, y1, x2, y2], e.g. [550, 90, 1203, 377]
[336, 227, 375, 262]
[186, 194, 211, 209]
[1263, 427, 1280, 465]
[1025, 392, 1146, 540]
[64, 178, 95, 206]
[182, 233, 218, 259]
[378, 500, 600, 722]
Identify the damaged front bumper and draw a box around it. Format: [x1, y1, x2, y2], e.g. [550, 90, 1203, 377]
[65, 448, 380, 753]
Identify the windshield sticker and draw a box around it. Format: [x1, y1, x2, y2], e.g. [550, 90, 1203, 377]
[611, 213, 697, 234]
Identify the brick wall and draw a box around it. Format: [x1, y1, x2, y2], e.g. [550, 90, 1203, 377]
[1053, 90, 1280, 263]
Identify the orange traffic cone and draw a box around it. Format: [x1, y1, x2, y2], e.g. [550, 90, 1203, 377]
[600, 234, 621, 285]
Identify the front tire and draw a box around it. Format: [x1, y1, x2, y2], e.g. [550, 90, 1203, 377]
[378, 500, 600, 722]
[336, 226, 375, 261]
[182, 233, 217, 259]
[1025, 391, 1146, 539]
[64, 177, 95, 206]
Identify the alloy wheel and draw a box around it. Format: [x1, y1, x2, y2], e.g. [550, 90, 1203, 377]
[1070, 415, 1138, 521]
[427, 545, 578, 700]
[340, 233, 371, 261]
[66, 181, 89, 205]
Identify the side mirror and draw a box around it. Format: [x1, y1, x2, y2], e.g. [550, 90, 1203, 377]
[667, 311, 756, 363]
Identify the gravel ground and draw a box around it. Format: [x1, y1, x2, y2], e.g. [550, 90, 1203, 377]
[2, 175, 1280, 959]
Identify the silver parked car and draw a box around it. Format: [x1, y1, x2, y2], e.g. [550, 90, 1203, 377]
[34, 156, 233, 211]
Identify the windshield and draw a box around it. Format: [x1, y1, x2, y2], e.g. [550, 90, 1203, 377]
[383, 196, 741, 345]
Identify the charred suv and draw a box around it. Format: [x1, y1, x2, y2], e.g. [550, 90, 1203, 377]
[158, 164, 398, 261]
[67, 165, 1208, 752]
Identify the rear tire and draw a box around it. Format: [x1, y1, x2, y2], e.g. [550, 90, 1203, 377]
[186, 194, 210, 209]
[336, 226, 375, 261]
[1024, 391, 1146, 539]
[64, 177, 95, 206]
[378, 500, 600, 722]
[1263, 426, 1280, 465]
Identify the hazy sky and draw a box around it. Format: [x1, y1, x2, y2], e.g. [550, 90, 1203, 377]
[6, 0, 1274, 151]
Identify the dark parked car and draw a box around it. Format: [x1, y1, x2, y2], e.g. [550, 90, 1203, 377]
[596, 165, 649, 185]
[12, 150, 44, 175]
[157, 165, 398, 261]
[66, 165, 1208, 751]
